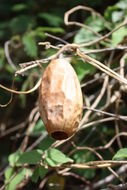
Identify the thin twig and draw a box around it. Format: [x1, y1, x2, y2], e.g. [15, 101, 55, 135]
[81, 117, 115, 130]
[69, 160, 127, 169]
[77, 48, 127, 85]
[0, 122, 26, 138]
[45, 33, 68, 44]
[20, 107, 39, 152]
[26, 132, 47, 151]
[96, 132, 127, 150]
[4, 41, 17, 70]
[115, 101, 123, 149]
[91, 164, 127, 189]
[71, 142, 122, 182]
[84, 46, 127, 54]
[0, 78, 41, 95]
[83, 106, 127, 121]
[64, 5, 104, 37]
[79, 18, 127, 47]
[80, 76, 109, 126]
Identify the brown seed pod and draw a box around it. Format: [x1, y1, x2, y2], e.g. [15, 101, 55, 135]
[38, 58, 83, 140]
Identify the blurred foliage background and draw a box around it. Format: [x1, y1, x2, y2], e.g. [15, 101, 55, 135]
[1, 0, 127, 189]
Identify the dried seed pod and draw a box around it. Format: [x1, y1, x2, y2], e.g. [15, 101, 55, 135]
[38, 58, 83, 140]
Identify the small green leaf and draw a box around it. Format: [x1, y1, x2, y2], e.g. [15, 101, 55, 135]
[12, 4, 27, 12]
[117, 0, 127, 9]
[31, 119, 45, 136]
[38, 13, 63, 27]
[0, 48, 5, 69]
[45, 157, 57, 167]
[111, 27, 127, 46]
[22, 32, 37, 58]
[5, 167, 14, 182]
[31, 166, 48, 183]
[113, 148, 127, 160]
[112, 11, 123, 23]
[74, 16, 109, 45]
[47, 148, 73, 165]
[43, 48, 57, 57]
[10, 16, 35, 34]
[5, 168, 26, 190]
[38, 136, 54, 151]
[20, 79, 29, 108]
[74, 28, 97, 44]
[39, 166, 48, 179]
[36, 27, 64, 35]
[73, 150, 95, 179]
[73, 60, 96, 81]
[31, 167, 40, 183]
[82, 168, 96, 179]
[17, 150, 43, 165]
[5, 64, 14, 73]
[9, 151, 21, 167]
[85, 16, 105, 32]
[104, 5, 118, 21]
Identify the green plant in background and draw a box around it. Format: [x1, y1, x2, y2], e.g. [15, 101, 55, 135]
[5, 148, 73, 189]
[73, 150, 96, 179]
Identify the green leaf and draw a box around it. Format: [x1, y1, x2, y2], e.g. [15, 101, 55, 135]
[5, 64, 14, 73]
[85, 16, 106, 32]
[82, 168, 96, 179]
[104, 5, 118, 21]
[112, 11, 123, 23]
[31, 119, 45, 136]
[5, 167, 14, 182]
[9, 151, 21, 167]
[46, 148, 73, 166]
[0, 48, 5, 69]
[113, 148, 127, 160]
[31, 167, 40, 183]
[38, 13, 63, 27]
[73, 150, 96, 179]
[45, 157, 57, 167]
[104, 0, 127, 22]
[20, 79, 30, 108]
[39, 166, 48, 179]
[12, 4, 27, 12]
[22, 32, 37, 58]
[36, 27, 64, 35]
[74, 28, 97, 44]
[73, 59, 96, 81]
[17, 150, 43, 165]
[5, 168, 26, 190]
[111, 27, 127, 46]
[35, 26, 64, 41]
[31, 166, 48, 183]
[74, 16, 109, 45]
[10, 16, 36, 34]
[43, 48, 57, 57]
[116, 0, 127, 9]
[38, 136, 54, 151]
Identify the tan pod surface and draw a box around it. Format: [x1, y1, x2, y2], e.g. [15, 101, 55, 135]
[39, 58, 83, 140]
